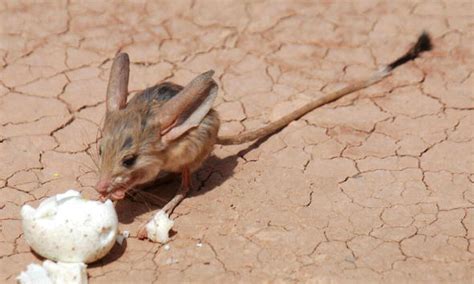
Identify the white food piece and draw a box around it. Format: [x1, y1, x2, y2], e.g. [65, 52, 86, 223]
[17, 263, 52, 284]
[115, 230, 130, 246]
[116, 230, 130, 245]
[115, 235, 125, 245]
[17, 261, 87, 284]
[145, 210, 174, 243]
[122, 230, 130, 238]
[43, 261, 87, 284]
[21, 189, 118, 263]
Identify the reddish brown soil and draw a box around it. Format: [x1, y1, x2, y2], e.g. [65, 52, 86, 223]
[0, 1, 473, 283]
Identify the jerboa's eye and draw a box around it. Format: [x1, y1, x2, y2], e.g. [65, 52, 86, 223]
[122, 154, 138, 168]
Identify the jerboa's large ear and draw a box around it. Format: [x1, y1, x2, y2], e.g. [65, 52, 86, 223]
[106, 53, 129, 113]
[152, 70, 218, 144]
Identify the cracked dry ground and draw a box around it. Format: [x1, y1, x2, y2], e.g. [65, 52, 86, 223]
[0, 0, 473, 283]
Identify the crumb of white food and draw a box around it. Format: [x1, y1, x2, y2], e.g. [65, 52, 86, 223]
[17, 260, 87, 284]
[145, 210, 174, 243]
[196, 243, 203, 248]
[115, 230, 130, 245]
[116, 235, 125, 245]
[164, 244, 171, 250]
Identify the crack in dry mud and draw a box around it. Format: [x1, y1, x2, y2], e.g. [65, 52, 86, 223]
[0, 0, 473, 283]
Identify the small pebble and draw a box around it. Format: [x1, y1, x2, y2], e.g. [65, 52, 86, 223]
[196, 243, 203, 248]
[164, 244, 170, 250]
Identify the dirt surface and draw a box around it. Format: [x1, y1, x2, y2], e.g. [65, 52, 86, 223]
[1, 0, 473, 283]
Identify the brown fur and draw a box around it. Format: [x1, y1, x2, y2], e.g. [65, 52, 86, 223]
[98, 82, 219, 198]
[161, 109, 219, 173]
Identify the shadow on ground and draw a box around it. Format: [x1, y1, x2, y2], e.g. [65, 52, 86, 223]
[116, 136, 270, 224]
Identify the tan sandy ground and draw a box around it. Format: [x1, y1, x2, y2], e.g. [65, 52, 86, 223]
[0, 0, 473, 283]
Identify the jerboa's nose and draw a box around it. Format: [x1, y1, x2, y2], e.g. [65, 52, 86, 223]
[96, 178, 111, 193]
